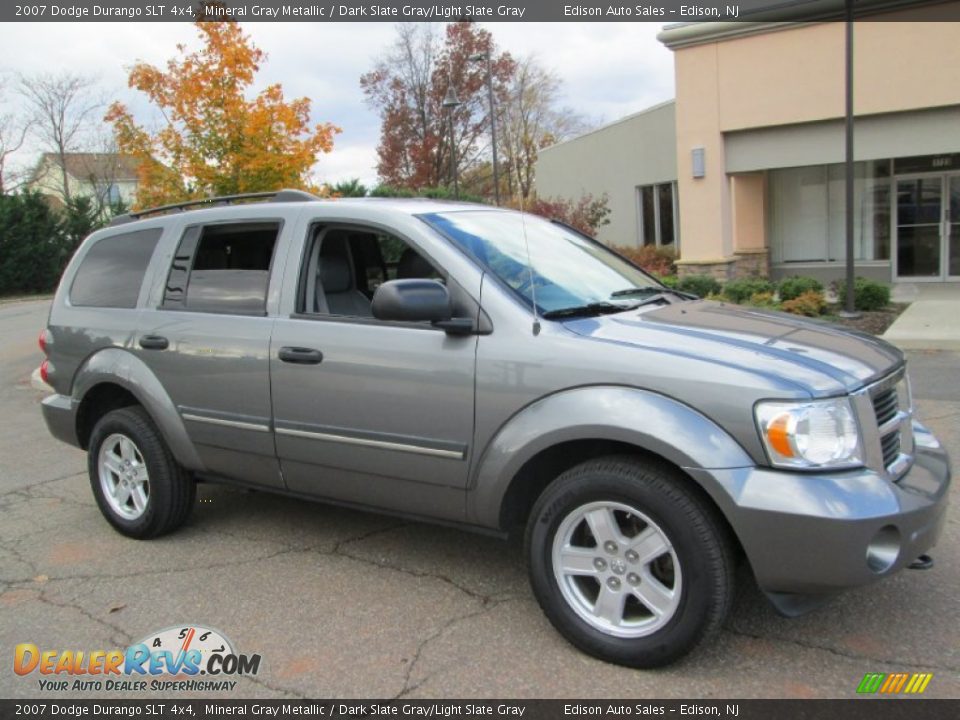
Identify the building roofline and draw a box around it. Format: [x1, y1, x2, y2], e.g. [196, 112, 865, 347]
[539, 99, 676, 154]
[658, 0, 948, 49]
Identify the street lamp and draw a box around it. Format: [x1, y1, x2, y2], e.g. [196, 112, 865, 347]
[442, 82, 462, 199]
[470, 51, 500, 206]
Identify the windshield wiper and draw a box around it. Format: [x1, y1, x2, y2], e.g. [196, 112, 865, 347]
[541, 301, 638, 320]
[611, 286, 698, 300]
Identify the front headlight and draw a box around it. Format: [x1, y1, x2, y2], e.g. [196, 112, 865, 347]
[755, 397, 863, 470]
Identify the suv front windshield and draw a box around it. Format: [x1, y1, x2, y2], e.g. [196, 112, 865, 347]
[421, 210, 662, 315]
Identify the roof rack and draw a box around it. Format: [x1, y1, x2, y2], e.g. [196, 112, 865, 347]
[109, 188, 319, 226]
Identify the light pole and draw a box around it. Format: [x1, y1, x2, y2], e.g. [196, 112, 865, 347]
[470, 50, 500, 206]
[840, 0, 859, 317]
[442, 82, 462, 199]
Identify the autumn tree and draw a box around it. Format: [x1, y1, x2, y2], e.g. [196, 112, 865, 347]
[107, 19, 340, 208]
[519, 193, 611, 236]
[361, 23, 514, 192]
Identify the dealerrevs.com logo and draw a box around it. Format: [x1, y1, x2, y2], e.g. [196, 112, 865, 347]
[14, 625, 261, 693]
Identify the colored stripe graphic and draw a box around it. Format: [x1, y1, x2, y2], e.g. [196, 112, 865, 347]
[858, 672, 933, 694]
[857, 673, 885, 694]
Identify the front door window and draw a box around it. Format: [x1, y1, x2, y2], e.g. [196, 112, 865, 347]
[895, 174, 960, 280]
[948, 176, 960, 278]
[896, 177, 942, 278]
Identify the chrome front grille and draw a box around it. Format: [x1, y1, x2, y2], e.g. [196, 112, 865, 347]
[872, 387, 899, 427]
[880, 429, 902, 468]
[856, 369, 914, 480]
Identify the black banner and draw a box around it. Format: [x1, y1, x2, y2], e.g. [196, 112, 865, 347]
[3, 0, 960, 23]
[1, 700, 959, 720]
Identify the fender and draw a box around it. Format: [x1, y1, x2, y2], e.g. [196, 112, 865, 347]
[72, 348, 205, 471]
[467, 385, 754, 528]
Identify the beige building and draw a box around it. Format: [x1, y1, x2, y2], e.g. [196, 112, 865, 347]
[28, 153, 139, 213]
[537, 6, 960, 284]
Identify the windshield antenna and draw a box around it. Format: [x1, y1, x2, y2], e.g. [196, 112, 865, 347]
[512, 161, 540, 336]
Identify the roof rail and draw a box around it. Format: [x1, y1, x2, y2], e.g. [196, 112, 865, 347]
[109, 188, 319, 226]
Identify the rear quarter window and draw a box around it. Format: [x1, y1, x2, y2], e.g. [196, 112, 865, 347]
[69, 228, 163, 308]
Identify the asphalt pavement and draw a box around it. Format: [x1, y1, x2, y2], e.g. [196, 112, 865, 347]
[1, 298, 957, 699]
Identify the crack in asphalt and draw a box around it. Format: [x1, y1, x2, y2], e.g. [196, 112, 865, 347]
[724, 626, 960, 674]
[33, 589, 134, 648]
[392, 598, 510, 700]
[239, 673, 310, 700]
[0, 471, 87, 502]
[2, 460, 956, 697]
[3, 545, 306, 587]
[0, 513, 518, 700]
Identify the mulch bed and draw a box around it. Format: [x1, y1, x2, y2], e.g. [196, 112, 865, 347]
[823, 303, 909, 336]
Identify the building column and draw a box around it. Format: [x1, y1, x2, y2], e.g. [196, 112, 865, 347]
[672, 42, 735, 281]
[730, 172, 770, 278]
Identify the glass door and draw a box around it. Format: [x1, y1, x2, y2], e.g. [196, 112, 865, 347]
[949, 175, 960, 279]
[896, 176, 943, 279]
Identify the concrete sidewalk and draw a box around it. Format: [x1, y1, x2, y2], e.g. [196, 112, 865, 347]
[883, 283, 960, 350]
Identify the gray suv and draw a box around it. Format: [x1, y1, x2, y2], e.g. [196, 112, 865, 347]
[39, 190, 950, 668]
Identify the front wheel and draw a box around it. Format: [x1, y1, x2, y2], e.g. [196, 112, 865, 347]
[526, 456, 734, 668]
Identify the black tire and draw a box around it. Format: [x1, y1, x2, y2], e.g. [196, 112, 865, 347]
[525, 455, 734, 668]
[88, 406, 195, 539]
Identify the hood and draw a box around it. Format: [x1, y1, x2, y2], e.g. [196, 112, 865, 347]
[562, 300, 903, 395]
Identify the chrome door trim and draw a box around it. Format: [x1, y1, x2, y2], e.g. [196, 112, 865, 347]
[180, 413, 271, 433]
[274, 426, 466, 460]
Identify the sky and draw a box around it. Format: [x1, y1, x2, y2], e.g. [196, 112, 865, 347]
[0, 22, 676, 188]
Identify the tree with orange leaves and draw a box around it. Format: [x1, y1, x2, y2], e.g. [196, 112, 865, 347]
[106, 19, 340, 208]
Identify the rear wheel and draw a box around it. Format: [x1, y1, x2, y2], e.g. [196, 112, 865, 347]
[526, 456, 734, 668]
[88, 407, 195, 539]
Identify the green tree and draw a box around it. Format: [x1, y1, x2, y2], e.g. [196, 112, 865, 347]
[0, 191, 66, 294]
[61, 195, 103, 255]
[330, 178, 368, 198]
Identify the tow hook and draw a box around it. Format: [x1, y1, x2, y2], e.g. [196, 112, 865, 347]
[908, 554, 934, 570]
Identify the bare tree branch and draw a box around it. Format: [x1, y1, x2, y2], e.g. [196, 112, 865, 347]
[0, 71, 35, 194]
[19, 71, 105, 202]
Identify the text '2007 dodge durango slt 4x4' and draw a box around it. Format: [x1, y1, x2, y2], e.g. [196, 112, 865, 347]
[39, 190, 950, 667]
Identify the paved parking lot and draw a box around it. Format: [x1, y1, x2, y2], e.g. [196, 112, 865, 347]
[1, 298, 958, 699]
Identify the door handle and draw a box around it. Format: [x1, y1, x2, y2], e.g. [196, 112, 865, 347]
[278, 346, 323, 365]
[139, 335, 169, 351]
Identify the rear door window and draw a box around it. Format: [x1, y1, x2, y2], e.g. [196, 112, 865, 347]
[162, 222, 280, 315]
[70, 228, 163, 308]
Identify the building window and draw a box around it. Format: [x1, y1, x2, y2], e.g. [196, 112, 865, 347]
[769, 160, 891, 264]
[637, 182, 679, 249]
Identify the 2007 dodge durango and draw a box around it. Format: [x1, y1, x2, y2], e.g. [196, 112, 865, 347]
[39, 190, 950, 667]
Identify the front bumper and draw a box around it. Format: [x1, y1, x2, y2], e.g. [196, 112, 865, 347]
[689, 421, 950, 598]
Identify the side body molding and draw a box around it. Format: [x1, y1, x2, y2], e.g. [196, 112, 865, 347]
[72, 348, 205, 471]
[467, 386, 754, 529]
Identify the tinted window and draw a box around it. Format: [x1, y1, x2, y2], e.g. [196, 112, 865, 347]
[422, 211, 658, 314]
[70, 228, 162, 308]
[298, 225, 442, 316]
[163, 222, 279, 315]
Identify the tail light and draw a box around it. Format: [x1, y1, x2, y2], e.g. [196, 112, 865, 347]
[38, 329, 50, 355]
[39, 359, 50, 385]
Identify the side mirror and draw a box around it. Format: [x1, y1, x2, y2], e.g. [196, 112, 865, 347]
[372, 279, 453, 323]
